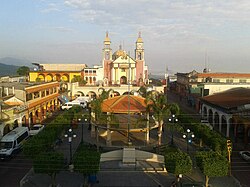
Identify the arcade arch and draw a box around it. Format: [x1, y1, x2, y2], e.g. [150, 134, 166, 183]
[38, 74, 45, 82]
[45, 74, 53, 82]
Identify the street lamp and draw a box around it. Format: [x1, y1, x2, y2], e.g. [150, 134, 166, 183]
[168, 114, 178, 145]
[64, 128, 76, 165]
[78, 118, 87, 143]
[182, 129, 195, 153]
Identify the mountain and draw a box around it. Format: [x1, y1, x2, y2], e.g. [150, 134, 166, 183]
[0, 57, 32, 67]
[0, 63, 20, 76]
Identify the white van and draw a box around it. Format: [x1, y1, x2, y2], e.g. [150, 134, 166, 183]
[0, 127, 29, 159]
[61, 101, 87, 110]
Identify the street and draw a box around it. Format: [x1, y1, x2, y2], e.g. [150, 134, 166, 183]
[232, 149, 250, 187]
[0, 152, 32, 187]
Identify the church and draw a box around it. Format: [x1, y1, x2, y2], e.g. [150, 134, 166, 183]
[29, 32, 149, 87]
[102, 32, 148, 86]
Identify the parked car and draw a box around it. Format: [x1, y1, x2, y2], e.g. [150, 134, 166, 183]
[29, 124, 44, 136]
[0, 127, 29, 159]
[239, 151, 250, 161]
[61, 101, 87, 110]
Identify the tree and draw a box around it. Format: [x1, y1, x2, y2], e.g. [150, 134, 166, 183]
[71, 75, 87, 85]
[73, 145, 101, 186]
[196, 151, 228, 187]
[138, 86, 147, 98]
[33, 152, 64, 187]
[90, 89, 113, 122]
[146, 92, 170, 145]
[17, 66, 30, 76]
[165, 150, 192, 183]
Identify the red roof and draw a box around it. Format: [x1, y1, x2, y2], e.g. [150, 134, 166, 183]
[197, 73, 250, 78]
[201, 88, 250, 109]
[101, 95, 147, 113]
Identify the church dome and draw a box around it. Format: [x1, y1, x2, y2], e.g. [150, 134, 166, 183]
[112, 45, 128, 60]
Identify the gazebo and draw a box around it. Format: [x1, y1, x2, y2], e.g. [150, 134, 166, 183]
[91, 95, 154, 146]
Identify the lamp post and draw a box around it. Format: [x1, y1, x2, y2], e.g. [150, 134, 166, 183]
[169, 114, 178, 145]
[64, 128, 76, 165]
[182, 129, 195, 153]
[78, 118, 87, 143]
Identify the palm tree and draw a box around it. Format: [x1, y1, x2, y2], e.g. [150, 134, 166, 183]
[146, 92, 170, 146]
[90, 88, 114, 123]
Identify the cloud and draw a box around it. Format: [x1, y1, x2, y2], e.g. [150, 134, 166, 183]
[52, 26, 75, 33]
[40, 3, 61, 13]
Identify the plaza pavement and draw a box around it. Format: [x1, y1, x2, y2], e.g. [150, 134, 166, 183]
[20, 103, 242, 187]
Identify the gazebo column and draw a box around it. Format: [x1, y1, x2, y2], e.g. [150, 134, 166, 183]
[219, 114, 222, 133]
[146, 112, 150, 144]
[226, 117, 231, 137]
[106, 112, 112, 146]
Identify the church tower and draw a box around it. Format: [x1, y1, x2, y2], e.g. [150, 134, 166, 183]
[135, 32, 146, 85]
[102, 32, 112, 85]
[135, 31, 144, 60]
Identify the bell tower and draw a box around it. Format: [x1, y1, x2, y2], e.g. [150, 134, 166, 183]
[103, 31, 112, 61]
[135, 31, 144, 60]
[135, 32, 146, 85]
[102, 31, 112, 85]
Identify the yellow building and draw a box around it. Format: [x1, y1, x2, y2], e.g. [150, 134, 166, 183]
[29, 63, 86, 83]
[0, 82, 59, 137]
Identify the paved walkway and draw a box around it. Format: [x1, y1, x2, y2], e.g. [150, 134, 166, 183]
[20, 100, 242, 187]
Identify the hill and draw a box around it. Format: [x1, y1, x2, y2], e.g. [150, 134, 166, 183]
[0, 57, 31, 67]
[0, 63, 20, 76]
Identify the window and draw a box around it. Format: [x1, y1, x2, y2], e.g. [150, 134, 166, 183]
[46, 89, 49, 96]
[41, 91, 45, 97]
[213, 79, 220, 83]
[33, 91, 40, 99]
[226, 79, 233, 83]
[93, 70, 96, 73]
[121, 68, 125, 72]
[17, 131, 29, 144]
[26, 93, 32, 101]
[240, 79, 247, 83]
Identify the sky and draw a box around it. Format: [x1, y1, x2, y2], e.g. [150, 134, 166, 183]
[1, 0, 250, 75]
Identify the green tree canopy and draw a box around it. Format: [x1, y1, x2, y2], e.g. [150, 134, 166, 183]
[196, 151, 228, 187]
[17, 66, 30, 76]
[73, 145, 101, 185]
[165, 151, 192, 176]
[71, 75, 87, 85]
[33, 151, 64, 187]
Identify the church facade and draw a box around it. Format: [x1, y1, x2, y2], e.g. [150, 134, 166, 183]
[102, 32, 148, 86]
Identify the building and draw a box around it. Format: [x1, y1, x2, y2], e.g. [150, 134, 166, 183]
[29, 63, 86, 83]
[29, 32, 148, 87]
[175, 70, 250, 109]
[200, 88, 250, 145]
[0, 82, 59, 137]
[102, 32, 148, 86]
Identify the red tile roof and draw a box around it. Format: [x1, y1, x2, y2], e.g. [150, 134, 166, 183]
[101, 95, 147, 113]
[197, 73, 250, 78]
[201, 88, 250, 109]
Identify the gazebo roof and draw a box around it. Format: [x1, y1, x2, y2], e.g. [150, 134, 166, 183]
[101, 95, 147, 113]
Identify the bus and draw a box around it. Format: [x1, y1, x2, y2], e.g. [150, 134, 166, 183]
[0, 127, 29, 159]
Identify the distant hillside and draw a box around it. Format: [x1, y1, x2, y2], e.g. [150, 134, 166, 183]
[0, 63, 20, 76]
[0, 57, 31, 67]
